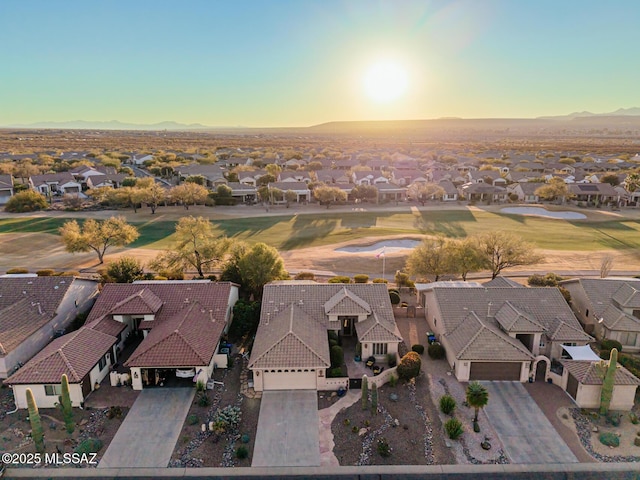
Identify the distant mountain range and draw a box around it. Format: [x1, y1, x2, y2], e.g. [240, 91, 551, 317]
[2, 120, 237, 130]
[3, 107, 640, 131]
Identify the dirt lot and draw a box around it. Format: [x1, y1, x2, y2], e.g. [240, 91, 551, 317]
[0, 385, 127, 468]
[170, 355, 260, 467]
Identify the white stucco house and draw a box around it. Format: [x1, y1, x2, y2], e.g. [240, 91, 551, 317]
[249, 282, 401, 392]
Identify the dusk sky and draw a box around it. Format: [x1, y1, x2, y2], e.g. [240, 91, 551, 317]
[1, 0, 638, 127]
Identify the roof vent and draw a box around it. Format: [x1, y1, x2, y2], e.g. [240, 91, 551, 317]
[60, 280, 65, 283]
[184, 298, 189, 304]
[22, 291, 26, 295]
[54, 285, 59, 289]
[27, 281, 33, 284]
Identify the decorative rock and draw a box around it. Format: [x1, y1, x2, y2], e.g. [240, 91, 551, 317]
[358, 427, 368, 437]
[389, 393, 399, 402]
[201, 424, 207, 432]
[79, 418, 88, 426]
[330, 392, 337, 397]
[393, 418, 400, 427]
[592, 426, 598, 433]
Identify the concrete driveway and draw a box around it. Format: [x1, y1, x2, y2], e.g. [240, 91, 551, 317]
[481, 382, 577, 464]
[252, 390, 319, 467]
[98, 387, 195, 468]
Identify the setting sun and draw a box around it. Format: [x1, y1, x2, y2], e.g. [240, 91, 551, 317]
[363, 60, 409, 104]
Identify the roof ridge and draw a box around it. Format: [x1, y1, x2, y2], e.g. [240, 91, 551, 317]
[289, 304, 329, 363]
[58, 349, 80, 382]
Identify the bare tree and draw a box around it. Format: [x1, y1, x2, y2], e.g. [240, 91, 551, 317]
[600, 254, 614, 278]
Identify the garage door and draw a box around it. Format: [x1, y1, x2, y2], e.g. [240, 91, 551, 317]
[469, 362, 521, 381]
[263, 369, 317, 390]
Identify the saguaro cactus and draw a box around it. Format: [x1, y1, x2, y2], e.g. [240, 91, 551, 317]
[60, 374, 74, 434]
[600, 348, 618, 415]
[371, 382, 378, 415]
[26, 388, 45, 453]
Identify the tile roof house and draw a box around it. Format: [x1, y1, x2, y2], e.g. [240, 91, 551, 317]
[506, 182, 545, 203]
[417, 283, 592, 382]
[560, 359, 639, 410]
[568, 183, 620, 204]
[560, 278, 640, 353]
[249, 282, 401, 392]
[0, 174, 15, 204]
[175, 164, 227, 187]
[267, 181, 311, 203]
[29, 173, 83, 197]
[0, 276, 99, 379]
[84, 281, 239, 390]
[5, 327, 117, 409]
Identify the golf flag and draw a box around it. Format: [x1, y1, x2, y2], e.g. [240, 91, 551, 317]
[376, 247, 386, 258]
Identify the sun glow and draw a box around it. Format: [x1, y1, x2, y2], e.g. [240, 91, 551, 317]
[363, 60, 409, 103]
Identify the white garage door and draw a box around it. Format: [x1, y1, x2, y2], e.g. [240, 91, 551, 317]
[263, 369, 317, 390]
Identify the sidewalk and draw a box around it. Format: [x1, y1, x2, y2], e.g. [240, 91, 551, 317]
[318, 390, 359, 466]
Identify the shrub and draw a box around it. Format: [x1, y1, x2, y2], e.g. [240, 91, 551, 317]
[36, 269, 55, 276]
[428, 342, 446, 359]
[197, 392, 211, 407]
[329, 338, 338, 348]
[328, 367, 343, 378]
[196, 380, 206, 392]
[377, 437, 391, 457]
[330, 345, 344, 367]
[6, 267, 28, 274]
[444, 418, 464, 439]
[630, 412, 639, 425]
[394, 271, 411, 287]
[5, 190, 48, 213]
[60, 271, 80, 277]
[439, 395, 456, 415]
[386, 353, 397, 367]
[328, 331, 339, 342]
[214, 405, 241, 428]
[187, 414, 199, 425]
[241, 433, 250, 443]
[396, 351, 421, 380]
[372, 278, 388, 284]
[389, 290, 401, 305]
[107, 406, 122, 419]
[606, 412, 622, 427]
[328, 275, 351, 284]
[411, 344, 425, 355]
[354, 274, 369, 283]
[388, 375, 398, 387]
[236, 446, 249, 459]
[635, 437, 640, 447]
[601, 339, 623, 352]
[75, 438, 103, 455]
[294, 271, 315, 280]
[599, 432, 620, 447]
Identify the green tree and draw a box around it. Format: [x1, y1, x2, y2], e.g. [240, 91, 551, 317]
[256, 173, 276, 187]
[599, 348, 618, 415]
[447, 237, 483, 281]
[116, 186, 143, 212]
[534, 178, 572, 203]
[228, 299, 260, 340]
[4, 190, 48, 212]
[105, 256, 145, 283]
[169, 182, 209, 209]
[396, 351, 421, 380]
[26, 388, 45, 453]
[149, 216, 231, 277]
[59, 216, 140, 264]
[236, 243, 288, 299]
[121, 176, 137, 187]
[406, 235, 452, 281]
[351, 184, 378, 203]
[600, 174, 620, 186]
[314, 185, 347, 208]
[220, 242, 249, 285]
[466, 381, 489, 423]
[139, 182, 167, 214]
[474, 231, 542, 279]
[185, 174, 207, 186]
[284, 190, 298, 207]
[60, 373, 74, 434]
[265, 163, 282, 177]
[407, 182, 445, 205]
[623, 172, 640, 193]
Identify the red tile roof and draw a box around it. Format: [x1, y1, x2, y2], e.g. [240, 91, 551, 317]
[5, 328, 117, 384]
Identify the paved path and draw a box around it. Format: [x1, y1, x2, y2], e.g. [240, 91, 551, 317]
[481, 382, 577, 464]
[252, 390, 320, 467]
[318, 390, 359, 466]
[98, 387, 195, 468]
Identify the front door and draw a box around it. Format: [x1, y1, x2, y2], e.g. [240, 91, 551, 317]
[341, 316, 356, 336]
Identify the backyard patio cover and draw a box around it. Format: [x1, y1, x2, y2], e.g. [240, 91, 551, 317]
[562, 345, 600, 361]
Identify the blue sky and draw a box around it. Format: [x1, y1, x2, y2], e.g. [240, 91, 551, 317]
[1, 0, 638, 127]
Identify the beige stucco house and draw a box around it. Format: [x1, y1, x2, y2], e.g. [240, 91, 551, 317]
[560, 278, 640, 353]
[417, 282, 593, 382]
[249, 282, 401, 392]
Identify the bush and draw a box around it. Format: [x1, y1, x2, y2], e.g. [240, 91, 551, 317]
[606, 412, 622, 427]
[75, 438, 103, 455]
[328, 330, 339, 342]
[439, 395, 456, 415]
[328, 367, 343, 378]
[412, 344, 425, 355]
[196, 380, 206, 392]
[386, 353, 397, 367]
[329, 338, 338, 348]
[377, 437, 391, 457]
[294, 271, 315, 280]
[372, 278, 388, 284]
[241, 433, 250, 443]
[197, 392, 211, 407]
[388, 374, 398, 387]
[187, 414, 199, 425]
[444, 418, 464, 439]
[599, 432, 620, 447]
[389, 290, 401, 305]
[36, 269, 55, 276]
[60, 271, 80, 277]
[396, 351, 421, 380]
[428, 342, 446, 359]
[601, 339, 623, 353]
[5, 190, 48, 213]
[394, 271, 412, 287]
[354, 274, 369, 283]
[330, 345, 344, 367]
[630, 412, 639, 425]
[236, 446, 249, 459]
[328, 275, 351, 284]
[107, 406, 122, 419]
[5, 268, 29, 274]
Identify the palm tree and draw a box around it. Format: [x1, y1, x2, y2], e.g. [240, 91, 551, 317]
[466, 381, 489, 423]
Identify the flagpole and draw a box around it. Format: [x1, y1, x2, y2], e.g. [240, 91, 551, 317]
[382, 246, 386, 279]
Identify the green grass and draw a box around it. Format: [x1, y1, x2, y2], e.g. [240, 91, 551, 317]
[2, 209, 640, 254]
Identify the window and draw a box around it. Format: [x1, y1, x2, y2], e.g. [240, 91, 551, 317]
[373, 343, 388, 355]
[539, 338, 546, 348]
[619, 332, 638, 347]
[585, 309, 589, 318]
[98, 355, 107, 371]
[45, 385, 62, 396]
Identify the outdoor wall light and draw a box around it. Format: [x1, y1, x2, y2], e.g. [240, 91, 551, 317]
[133, 372, 139, 379]
[256, 371, 260, 376]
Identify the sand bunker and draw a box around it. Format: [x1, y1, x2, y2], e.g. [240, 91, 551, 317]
[335, 239, 421, 254]
[500, 207, 586, 220]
